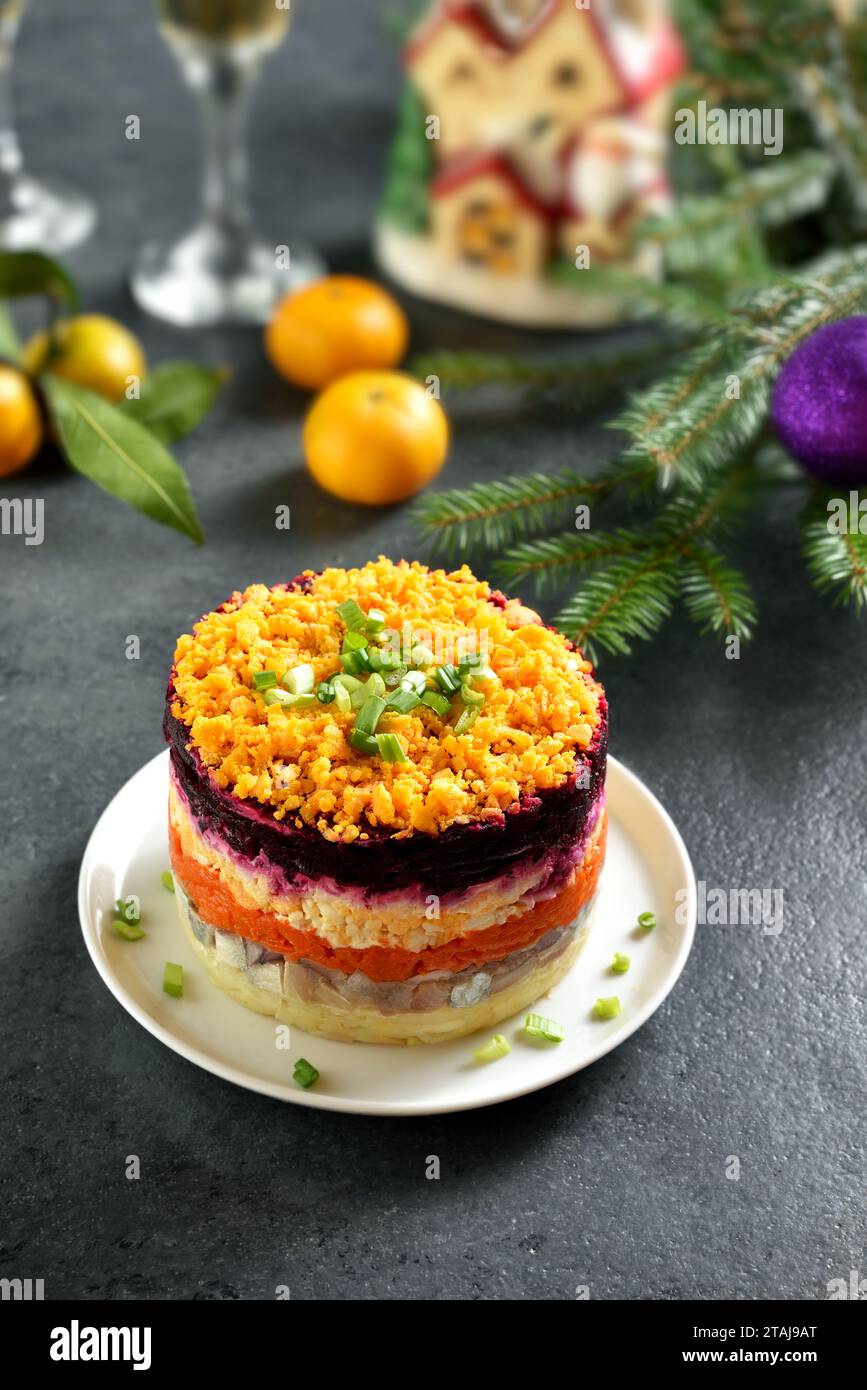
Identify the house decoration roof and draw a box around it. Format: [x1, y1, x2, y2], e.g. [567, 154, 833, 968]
[429, 150, 560, 220]
[405, 0, 686, 109]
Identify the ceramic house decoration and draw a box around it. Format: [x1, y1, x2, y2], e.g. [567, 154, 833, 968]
[377, 0, 686, 327]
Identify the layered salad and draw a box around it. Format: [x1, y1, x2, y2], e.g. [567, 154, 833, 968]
[164, 558, 607, 1044]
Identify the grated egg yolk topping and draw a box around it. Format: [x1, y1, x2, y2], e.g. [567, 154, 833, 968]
[170, 557, 603, 840]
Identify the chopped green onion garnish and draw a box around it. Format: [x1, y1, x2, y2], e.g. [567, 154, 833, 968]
[333, 684, 352, 714]
[457, 650, 481, 670]
[283, 663, 315, 695]
[161, 871, 175, 893]
[355, 694, 386, 736]
[460, 681, 485, 707]
[293, 1058, 319, 1089]
[467, 665, 496, 685]
[368, 647, 402, 673]
[365, 672, 387, 700]
[349, 728, 378, 755]
[411, 643, 435, 667]
[253, 670, 278, 690]
[333, 673, 364, 692]
[115, 896, 141, 924]
[163, 962, 184, 997]
[435, 663, 461, 695]
[637, 911, 656, 931]
[342, 628, 367, 653]
[264, 687, 294, 707]
[386, 686, 421, 713]
[401, 669, 428, 695]
[473, 1034, 511, 1064]
[350, 682, 371, 710]
[384, 664, 408, 688]
[420, 689, 450, 717]
[611, 952, 631, 974]
[336, 598, 368, 631]
[366, 608, 386, 633]
[593, 996, 621, 1020]
[112, 918, 145, 942]
[316, 681, 336, 704]
[340, 649, 369, 676]
[265, 688, 315, 709]
[376, 731, 408, 763]
[523, 1013, 565, 1043]
[454, 704, 479, 735]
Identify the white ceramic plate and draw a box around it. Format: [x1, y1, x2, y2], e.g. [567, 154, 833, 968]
[79, 750, 695, 1116]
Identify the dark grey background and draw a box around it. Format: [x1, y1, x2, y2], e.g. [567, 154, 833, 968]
[1, 0, 864, 1301]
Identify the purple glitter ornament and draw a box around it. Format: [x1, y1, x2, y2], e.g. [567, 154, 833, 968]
[771, 316, 867, 485]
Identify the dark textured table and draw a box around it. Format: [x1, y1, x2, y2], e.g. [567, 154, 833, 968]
[2, 0, 864, 1302]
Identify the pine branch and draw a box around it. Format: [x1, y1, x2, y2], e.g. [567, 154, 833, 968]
[409, 335, 685, 393]
[554, 553, 681, 662]
[637, 152, 836, 275]
[802, 507, 867, 611]
[552, 463, 757, 658]
[492, 529, 646, 595]
[614, 245, 867, 487]
[582, 266, 735, 331]
[412, 466, 642, 559]
[679, 543, 757, 638]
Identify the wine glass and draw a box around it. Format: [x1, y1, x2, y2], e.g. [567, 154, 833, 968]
[131, 0, 324, 326]
[0, 0, 95, 251]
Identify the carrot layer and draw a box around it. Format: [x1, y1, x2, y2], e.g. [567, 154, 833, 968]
[169, 809, 606, 982]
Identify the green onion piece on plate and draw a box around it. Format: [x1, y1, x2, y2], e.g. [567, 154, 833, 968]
[336, 598, 368, 631]
[333, 673, 364, 692]
[161, 870, 175, 893]
[365, 672, 386, 700]
[115, 896, 141, 924]
[163, 962, 184, 997]
[376, 731, 408, 763]
[612, 952, 631, 974]
[366, 608, 386, 633]
[523, 1013, 565, 1042]
[316, 681, 336, 704]
[637, 911, 656, 931]
[420, 689, 450, 717]
[473, 1034, 511, 1064]
[112, 919, 146, 942]
[593, 996, 621, 1020]
[293, 1058, 319, 1089]
[253, 670, 278, 690]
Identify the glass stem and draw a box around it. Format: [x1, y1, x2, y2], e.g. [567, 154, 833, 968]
[195, 54, 256, 266]
[0, 23, 23, 218]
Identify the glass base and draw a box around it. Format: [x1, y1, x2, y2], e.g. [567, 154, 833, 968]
[130, 223, 326, 326]
[0, 173, 96, 252]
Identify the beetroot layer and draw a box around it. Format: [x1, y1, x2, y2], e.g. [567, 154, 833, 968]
[165, 700, 606, 897]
